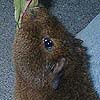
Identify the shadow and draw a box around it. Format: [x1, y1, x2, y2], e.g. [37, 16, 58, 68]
[39, 0, 53, 9]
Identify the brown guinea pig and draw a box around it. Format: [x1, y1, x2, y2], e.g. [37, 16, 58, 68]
[12, 7, 98, 100]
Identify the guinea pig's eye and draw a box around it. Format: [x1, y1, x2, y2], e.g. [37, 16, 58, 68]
[43, 37, 54, 51]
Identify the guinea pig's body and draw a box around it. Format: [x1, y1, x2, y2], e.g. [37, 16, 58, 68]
[12, 7, 98, 100]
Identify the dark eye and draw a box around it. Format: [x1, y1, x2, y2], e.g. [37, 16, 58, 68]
[43, 37, 53, 51]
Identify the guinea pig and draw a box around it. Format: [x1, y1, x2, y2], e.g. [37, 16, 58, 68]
[12, 7, 98, 100]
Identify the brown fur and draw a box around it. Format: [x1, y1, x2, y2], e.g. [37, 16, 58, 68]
[12, 7, 98, 100]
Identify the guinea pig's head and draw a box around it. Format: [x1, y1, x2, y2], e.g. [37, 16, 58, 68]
[15, 8, 70, 90]
[32, 16, 69, 90]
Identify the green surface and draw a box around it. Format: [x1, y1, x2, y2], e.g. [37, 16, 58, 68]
[14, 0, 26, 28]
[14, 0, 38, 28]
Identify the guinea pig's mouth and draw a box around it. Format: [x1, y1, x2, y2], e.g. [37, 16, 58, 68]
[46, 58, 66, 90]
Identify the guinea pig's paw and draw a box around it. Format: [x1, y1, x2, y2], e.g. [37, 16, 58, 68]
[51, 72, 63, 90]
[50, 58, 66, 89]
[47, 58, 66, 74]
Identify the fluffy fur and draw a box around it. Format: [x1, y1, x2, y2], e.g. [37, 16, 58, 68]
[12, 7, 98, 100]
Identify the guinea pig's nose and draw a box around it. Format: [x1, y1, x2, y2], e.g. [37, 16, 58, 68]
[43, 37, 54, 51]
